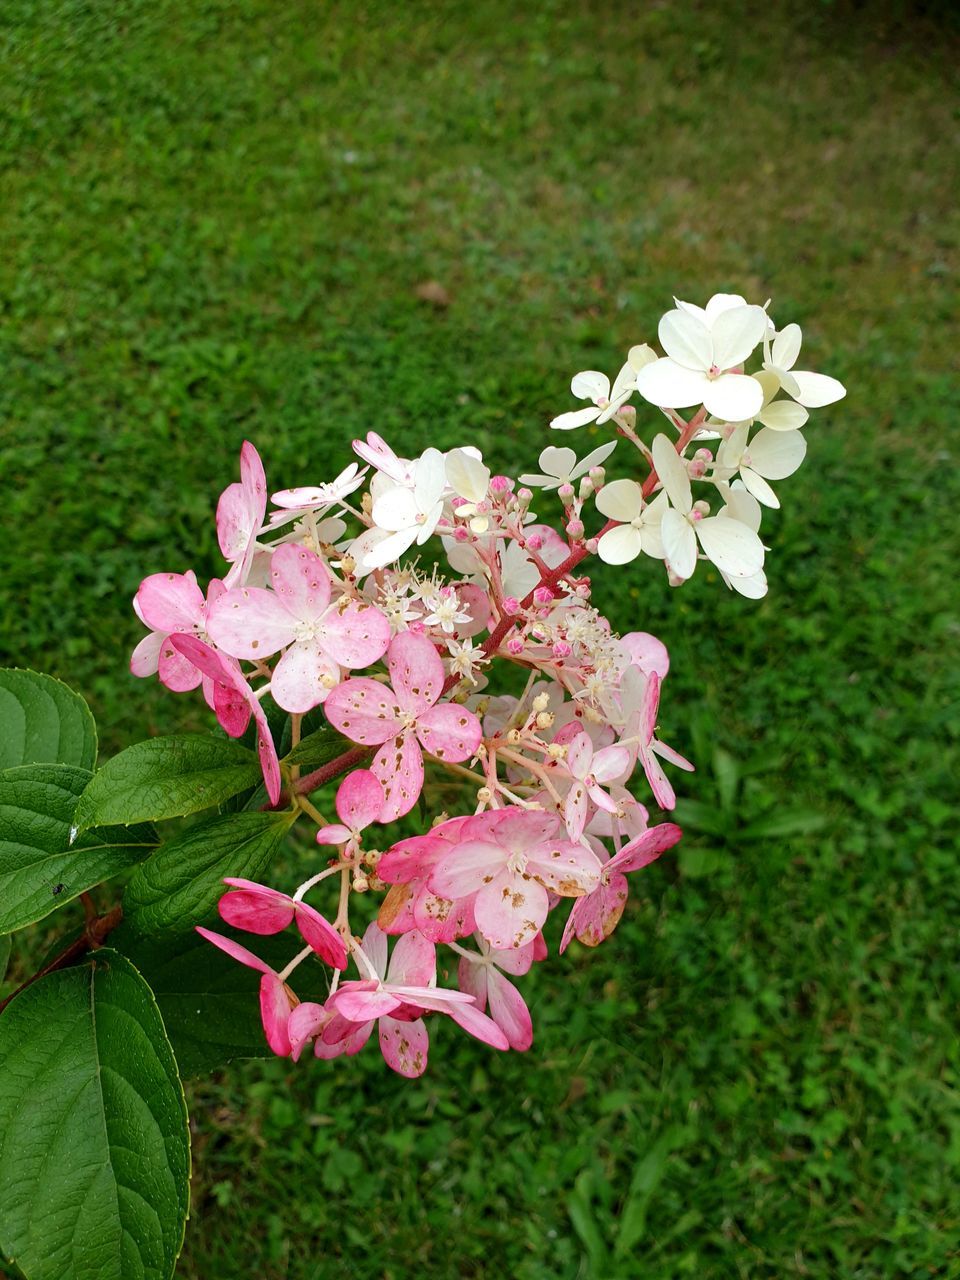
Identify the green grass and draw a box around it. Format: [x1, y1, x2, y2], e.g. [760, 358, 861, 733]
[2, 2, 959, 1277]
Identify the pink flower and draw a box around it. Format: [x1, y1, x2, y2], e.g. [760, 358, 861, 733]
[294, 924, 507, 1077]
[324, 631, 482, 821]
[195, 927, 298, 1057]
[207, 544, 391, 713]
[168, 635, 282, 805]
[559, 823, 682, 952]
[457, 933, 547, 1052]
[377, 816, 476, 942]
[621, 668, 693, 810]
[315, 769, 384, 848]
[217, 441, 267, 587]
[561, 730, 632, 839]
[621, 630, 670, 678]
[216, 877, 348, 971]
[430, 808, 602, 951]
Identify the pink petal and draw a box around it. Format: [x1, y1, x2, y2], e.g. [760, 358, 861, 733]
[474, 872, 549, 951]
[564, 782, 589, 840]
[332, 982, 401, 1021]
[251, 695, 282, 806]
[315, 822, 352, 846]
[295, 902, 349, 970]
[591, 744, 632, 785]
[559, 873, 630, 951]
[217, 886, 294, 935]
[157, 639, 203, 693]
[640, 672, 661, 744]
[527, 839, 602, 896]
[491, 938, 539, 976]
[271, 641, 340, 713]
[206, 587, 295, 661]
[430, 839, 504, 900]
[413, 885, 475, 943]
[376, 883, 418, 936]
[387, 631, 444, 716]
[259, 972, 293, 1057]
[622, 631, 670, 678]
[195, 926, 275, 975]
[376, 834, 445, 884]
[444, 1001, 510, 1050]
[212, 676, 251, 738]
[379, 1015, 430, 1077]
[268, 543, 332, 622]
[359, 920, 389, 979]
[607, 822, 683, 875]
[457, 956, 488, 1010]
[136, 572, 205, 634]
[385, 929, 436, 987]
[324, 677, 402, 745]
[334, 768, 384, 832]
[640, 745, 676, 810]
[486, 968, 533, 1051]
[371, 732, 424, 822]
[416, 703, 482, 764]
[316, 1014, 373, 1057]
[565, 732, 593, 780]
[130, 630, 164, 678]
[287, 1001, 330, 1062]
[321, 601, 391, 669]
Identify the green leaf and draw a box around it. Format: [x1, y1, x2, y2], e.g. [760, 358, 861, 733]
[615, 1125, 689, 1254]
[0, 764, 158, 933]
[712, 747, 740, 812]
[117, 809, 297, 940]
[741, 808, 826, 839]
[119, 932, 329, 1077]
[283, 724, 353, 771]
[566, 1170, 610, 1272]
[0, 949, 190, 1280]
[73, 734, 264, 832]
[0, 936, 10, 985]
[671, 798, 729, 839]
[0, 669, 97, 772]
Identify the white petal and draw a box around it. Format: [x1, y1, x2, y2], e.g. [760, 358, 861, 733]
[740, 467, 780, 509]
[414, 448, 446, 508]
[747, 427, 807, 480]
[610, 361, 638, 400]
[596, 525, 643, 565]
[702, 373, 764, 423]
[570, 370, 609, 402]
[657, 309, 711, 371]
[756, 399, 809, 431]
[696, 516, 764, 577]
[703, 293, 749, 324]
[710, 304, 768, 371]
[361, 526, 418, 570]
[595, 478, 642, 521]
[636, 358, 709, 410]
[716, 422, 749, 470]
[725, 568, 768, 599]
[627, 343, 658, 372]
[571, 440, 617, 478]
[661, 509, 698, 579]
[550, 406, 601, 431]
[446, 448, 490, 502]
[372, 485, 417, 532]
[595, 385, 635, 424]
[770, 323, 802, 372]
[652, 434, 692, 514]
[754, 368, 781, 407]
[720, 484, 763, 532]
[790, 370, 846, 408]
[537, 445, 577, 479]
[673, 298, 710, 324]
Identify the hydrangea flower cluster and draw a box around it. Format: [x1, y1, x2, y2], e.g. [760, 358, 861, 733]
[132, 293, 844, 1076]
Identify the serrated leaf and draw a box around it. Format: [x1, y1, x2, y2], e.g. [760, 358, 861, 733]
[0, 764, 159, 933]
[0, 668, 97, 772]
[73, 734, 264, 832]
[0, 949, 190, 1280]
[741, 808, 826, 839]
[283, 724, 353, 771]
[119, 931, 330, 1077]
[117, 810, 297, 940]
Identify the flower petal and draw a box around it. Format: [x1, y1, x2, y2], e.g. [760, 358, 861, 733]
[658, 309, 711, 371]
[387, 630, 445, 716]
[790, 370, 846, 408]
[334, 768, 384, 831]
[710, 304, 767, 371]
[371, 732, 425, 821]
[595, 477, 642, 522]
[295, 902, 349, 970]
[702, 373, 764, 422]
[661, 509, 698, 580]
[271, 641, 340, 713]
[636, 358, 709, 409]
[206, 587, 295, 660]
[379, 1015, 430, 1077]
[268, 544, 332, 622]
[474, 874, 549, 951]
[324, 677, 402, 745]
[416, 702, 482, 763]
[652, 435, 692, 513]
[486, 968, 533, 1051]
[695, 516, 765, 578]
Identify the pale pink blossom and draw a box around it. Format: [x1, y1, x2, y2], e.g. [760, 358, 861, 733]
[315, 769, 384, 849]
[457, 933, 546, 1051]
[217, 441, 267, 587]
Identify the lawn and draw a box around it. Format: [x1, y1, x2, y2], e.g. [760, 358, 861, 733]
[1, 2, 958, 1277]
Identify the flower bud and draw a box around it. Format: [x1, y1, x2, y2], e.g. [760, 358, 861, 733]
[507, 728, 522, 745]
[533, 586, 554, 605]
[506, 635, 525, 656]
[557, 482, 575, 502]
[547, 742, 566, 760]
[517, 487, 533, 504]
[552, 640, 572, 660]
[503, 596, 520, 614]
[566, 518, 585, 540]
[476, 786, 492, 804]
[526, 533, 544, 551]
[618, 405, 636, 429]
[535, 710, 555, 729]
[352, 872, 369, 893]
[579, 476, 595, 499]
[531, 691, 551, 713]
[490, 475, 513, 495]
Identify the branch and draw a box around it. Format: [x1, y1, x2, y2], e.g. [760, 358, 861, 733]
[0, 904, 123, 1016]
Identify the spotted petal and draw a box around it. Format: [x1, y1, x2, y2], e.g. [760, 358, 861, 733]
[324, 677, 402, 745]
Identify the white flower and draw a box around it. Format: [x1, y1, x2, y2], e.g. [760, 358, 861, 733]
[519, 441, 617, 490]
[550, 346, 655, 431]
[652, 434, 765, 581]
[763, 324, 846, 408]
[636, 301, 768, 422]
[353, 432, 417, 486]
[714, 423, 807, 509]
[446, 448, 492, 532]
[420, 585, 471, 634]
[265, 463, 368, 531]
[594, 483, 667, 565]
[362, 447, 446, 570]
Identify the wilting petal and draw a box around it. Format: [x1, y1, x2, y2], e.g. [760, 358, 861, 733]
[474, 872, 549, 951]
[372, 732, 425, 821]
[430, 839, 502, 899]
[287, 1001, 330, 1062]
[324, 677, 402, 745]
[413, 885, 475, 943]
[379, 1015, 430, 1077]
[527, 840, 602, 896]
[416, 702, 482, 763]
[608, 822, 683, 875]
[559, 873, 630, 951]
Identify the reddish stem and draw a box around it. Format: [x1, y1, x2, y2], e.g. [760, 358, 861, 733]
[0, 904, 123, 1016]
